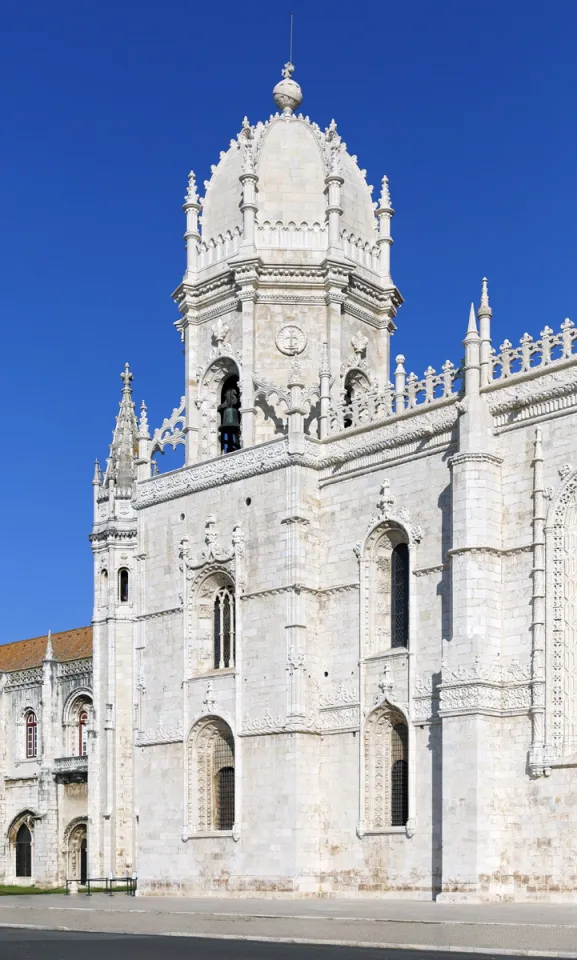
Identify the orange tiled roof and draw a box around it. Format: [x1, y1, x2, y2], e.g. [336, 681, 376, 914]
[0, 627, 92, 673]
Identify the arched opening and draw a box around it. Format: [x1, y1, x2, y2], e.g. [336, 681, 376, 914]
[364, 706, 409, 830]
[100, 569, 108, 605]
[391, 542, 409, 648]
[216, 766, 235, 831]
[64, 694, 92, 757]
[390, 722, 409, 826]
[66, 821, 88, 883]
[119, 568, 129, 603]
[190, 718, 235, 833]
[25, 711, 37, 759]
[78, 710, 88, 756]
[342, 369, 370, 429]
[15, 823, 32, 878]
[218, 374, 241, 454]
[213, 585, 235, 669]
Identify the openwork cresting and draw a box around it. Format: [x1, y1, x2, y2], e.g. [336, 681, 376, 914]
[489, 318, 577, 382]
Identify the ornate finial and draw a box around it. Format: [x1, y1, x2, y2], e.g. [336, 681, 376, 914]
[320, 341, 330, 377]
[138, 400, 150, 439]
[92, 458, 102, 485]
[103, 364, 138, 491]
[378, 175, 392, 210]
[478, 277, 492, 319]
[44, 630, 54, 662]
[466, 302, 479, 336]
[185, 171, 199, 205]
[121, 363, 133, 391]
[273, 62, 303, 115]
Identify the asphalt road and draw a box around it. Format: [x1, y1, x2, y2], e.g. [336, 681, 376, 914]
[0, 932, 564, 960]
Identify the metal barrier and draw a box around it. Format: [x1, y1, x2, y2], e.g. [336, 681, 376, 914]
[65, 876, 137, 896]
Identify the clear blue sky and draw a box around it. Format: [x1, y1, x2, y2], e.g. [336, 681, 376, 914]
[1, 0, 576, 642]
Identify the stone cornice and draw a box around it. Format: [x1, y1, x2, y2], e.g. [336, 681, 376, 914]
[89, 528, 138, 542]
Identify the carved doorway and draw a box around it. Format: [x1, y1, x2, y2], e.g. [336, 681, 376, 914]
[66, 821, 87, 883]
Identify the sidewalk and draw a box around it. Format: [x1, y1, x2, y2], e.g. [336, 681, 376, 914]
[0, 894, 575, 956]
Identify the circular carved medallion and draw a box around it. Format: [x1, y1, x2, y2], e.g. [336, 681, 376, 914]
[276, 325, 307, 356]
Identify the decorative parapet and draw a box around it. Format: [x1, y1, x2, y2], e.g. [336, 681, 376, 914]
[329, 358, 461, 434]
[256, 220, 328, 251]
[487, 319, 577, 385]
[439, 657, 531, 717]
[195, 228, 242, 270]
[57, 658, 92, 681]
[54, 755, 88, 783]
[342, 231, 381, 273]
[4, 668, 44, 689]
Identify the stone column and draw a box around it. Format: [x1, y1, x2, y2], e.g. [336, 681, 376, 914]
[438, 304, 503, 900]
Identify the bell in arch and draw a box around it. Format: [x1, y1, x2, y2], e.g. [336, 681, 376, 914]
[218, 375, 241, 453]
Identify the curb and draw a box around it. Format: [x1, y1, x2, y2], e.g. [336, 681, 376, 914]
[0, 923, 575, 958]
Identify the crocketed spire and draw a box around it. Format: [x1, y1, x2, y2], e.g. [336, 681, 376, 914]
[103, 363, 138, 495]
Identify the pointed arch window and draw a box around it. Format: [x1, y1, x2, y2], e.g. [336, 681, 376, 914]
[391, 542, 409, 648]
[213, 586, 235, 669]
[79, 710, 88, 757]
[119, 568, 129, 603]
[189, 719, 235, 833]
[25, 711, 37, 759]
[364, 706, 409, 830]
[15, 823, 32, 877]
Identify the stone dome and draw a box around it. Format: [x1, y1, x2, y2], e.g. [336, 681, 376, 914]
[200, 113, 377, 245]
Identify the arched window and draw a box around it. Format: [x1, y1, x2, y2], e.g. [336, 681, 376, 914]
[190, 719, 235, 833]
[25, 712, 37, 759]
[15, 823, 32, 877]
[213, 586, 235, 669]
[79, 710, 88, 756]
[342, 369, 370, 430]
[390, 722, 409, 826]
[119, 568, 129, 603]
[364, 706, 409, 829]
[369, 525, 410, 654]
[101, 569, 108, 605]
[391, 542, 409, 648]
[218, 374, 241, 454]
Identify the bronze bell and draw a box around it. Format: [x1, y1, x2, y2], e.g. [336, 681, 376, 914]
[218, 388, 240, 430]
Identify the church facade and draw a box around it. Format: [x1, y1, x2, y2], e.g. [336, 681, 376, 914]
[2, 65, 577, 900]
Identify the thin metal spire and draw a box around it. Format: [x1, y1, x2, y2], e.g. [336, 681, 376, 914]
[289, 11, 294, 64]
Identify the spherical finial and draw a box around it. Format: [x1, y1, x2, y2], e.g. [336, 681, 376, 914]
[272, 62, 303, 115]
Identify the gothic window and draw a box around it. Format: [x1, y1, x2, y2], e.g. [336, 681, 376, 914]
[391, 543, 409, 648]
[100, 569, 108, 605]
[25, 711, 37, 759]
[79, 710, 88, 756]
[15, 823, 32, 878]
[190, 719, 235, 833]
[390, 722, 409, 826]
[370, 526, 410, 653]
[213, 586, 235, 669]
[119, 568, 129, 603]
[364, 706, 409, 830]
[218, 374, 241, 454]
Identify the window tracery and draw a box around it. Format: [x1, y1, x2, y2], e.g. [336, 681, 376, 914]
[188, 718, 235, 833]
[25, 711, 37, 759]
[367, 525, 410, 654]
[213, 585, 235, 669]
[364, 705, 409, 830]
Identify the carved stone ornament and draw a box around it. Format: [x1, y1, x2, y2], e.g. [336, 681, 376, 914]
[275, 324, 307, 356]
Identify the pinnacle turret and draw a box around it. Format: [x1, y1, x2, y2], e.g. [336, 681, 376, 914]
[103, 363, 138, 495]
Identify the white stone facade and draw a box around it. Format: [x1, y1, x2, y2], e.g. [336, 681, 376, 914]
[4, 64, 577, 900]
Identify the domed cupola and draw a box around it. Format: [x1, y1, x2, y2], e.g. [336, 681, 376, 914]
[197, 64, 381, 267]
